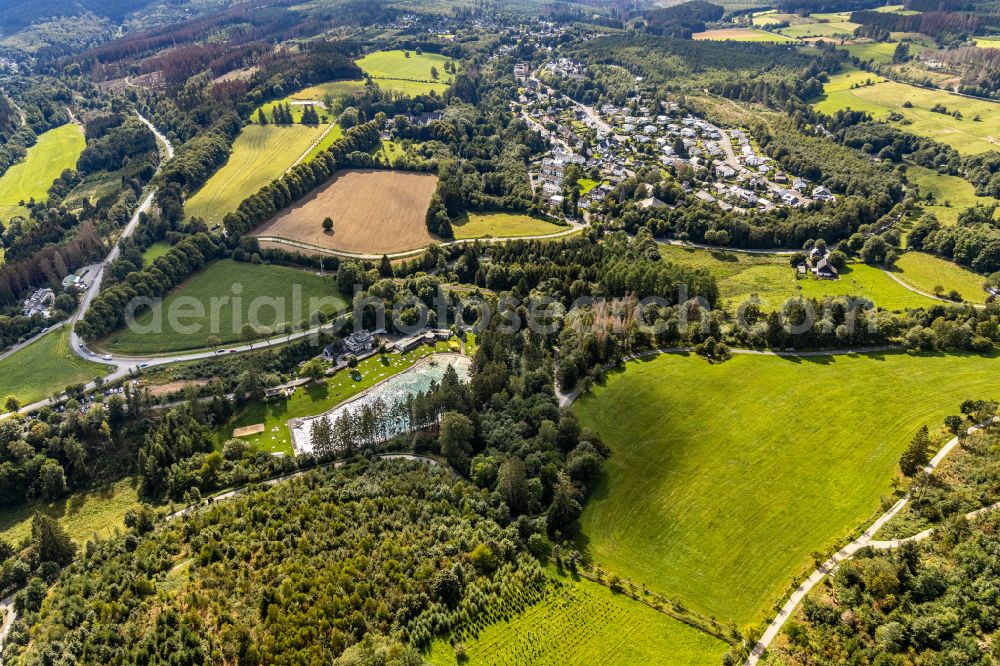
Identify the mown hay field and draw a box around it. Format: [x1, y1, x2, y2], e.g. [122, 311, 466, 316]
[575, 351, 1000, 626]
[252, 169, 438, 255]
[184, 124, 327, 226]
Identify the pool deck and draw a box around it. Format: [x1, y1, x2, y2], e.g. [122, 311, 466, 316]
[289, 352, 470, 454]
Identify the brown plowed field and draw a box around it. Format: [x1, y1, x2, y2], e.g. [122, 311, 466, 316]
[251, 169, 438, 254]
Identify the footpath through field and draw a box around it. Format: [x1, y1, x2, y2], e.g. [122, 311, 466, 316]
[745, 416, 1000, 665]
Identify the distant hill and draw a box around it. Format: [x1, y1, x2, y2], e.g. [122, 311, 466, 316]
[0, 0, 164, 34]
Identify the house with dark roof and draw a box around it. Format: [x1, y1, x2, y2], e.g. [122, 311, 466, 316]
[811, 257, 839, 279]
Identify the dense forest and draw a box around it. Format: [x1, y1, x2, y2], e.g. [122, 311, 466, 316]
[1, 462, 555, 664]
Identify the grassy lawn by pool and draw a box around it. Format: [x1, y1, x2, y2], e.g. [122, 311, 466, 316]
[814, 68, 1000, 154]
[0, 478, 144, 546]
[0, 124, 85, 219]
[184, 124, 328, 226]
[425, 570, 728, 665]
[575, 351, 1000, 626]
[907, 164, 999, 226]
[215, 341, 456, 454]
[99, 260, 346, 355]
[893, 251, 988, 303]
[0, 327, 108, 405]
[452, 212, 566, 240]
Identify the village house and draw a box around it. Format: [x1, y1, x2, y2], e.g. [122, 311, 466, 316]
[342, 329, 376, 355]
[812, 186, 835, 202]
[22, 288, 55, 318]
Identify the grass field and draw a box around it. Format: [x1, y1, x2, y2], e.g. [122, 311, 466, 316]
[184, 124, 327, 226]
[893, 251, 988, 302]
[142, 241, 172, 265]
[252, 169, 438, 255]
[778, 21, 859, 38]
[452, 212, 566, 240]
[751, 11, 810, 26]
[973, 37, 1000, 49]
[356, 49, 457, 82]
[302, 124, 343, 162]
[837, 41, 899, 64]
[290, 80, 367, 101]
[99, 260, 346, 354]
[658, 245, 937, 310]
[0, 327, 108, 405]
[0, 124, 85, 220]
[0, 478, 143, 546]
[216, 341, 454, 454]
[356, 50, 456, 96]
[425, 572, 728, 665]
[253, 99, 333, 125]
[575, 350, 1000, 626]
[693, 28, 793, 42]
[814, 68, 1000, 154]
[907, 164, 999, 226]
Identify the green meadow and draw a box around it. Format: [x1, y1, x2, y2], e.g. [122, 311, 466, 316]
[814, 68, 1000, 154]
[141, 241, 173, 265]
[837, 41, 899, 64]
[778, 20, 859, 38]
[0, 478, 143, 546]
[99, 260, 346, 355]
[0, 327, 108, 406]
[658, 244, 936, 310]
[906, 164, 999, 226]
[356, 50, 458, 95]
[452, 212, 566, 240]
[893, 251, 988, 303]
[290, 80, 368, 101]
[575, 351, 1000, 625]
[184, 124, 326, 226]
[0, 123, 85, 220]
